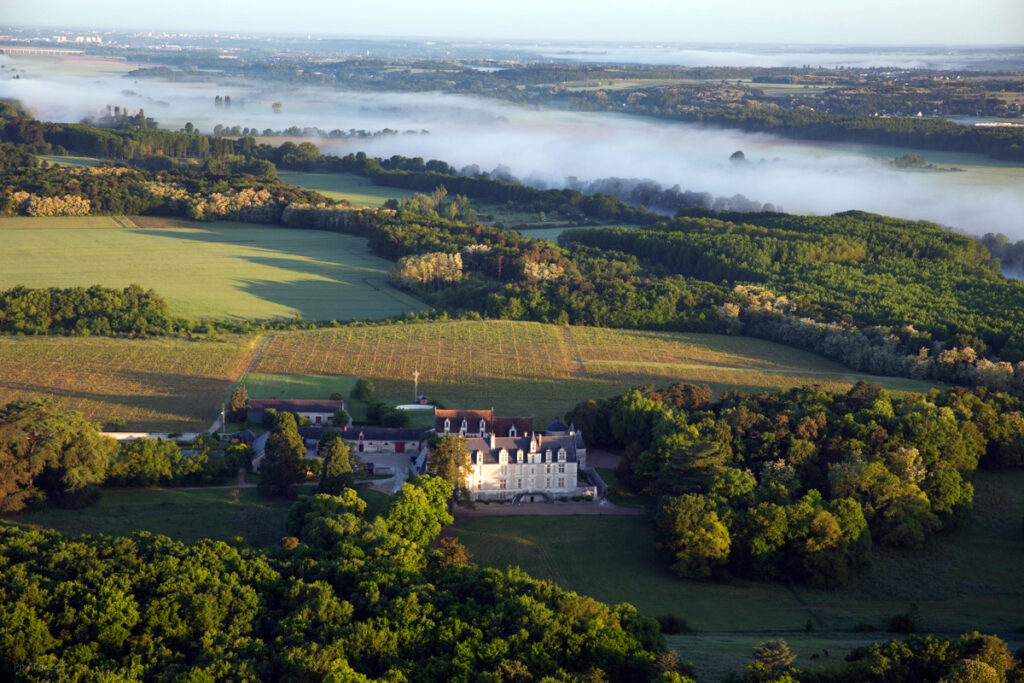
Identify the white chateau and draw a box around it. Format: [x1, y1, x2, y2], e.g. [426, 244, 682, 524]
[435, 410, 593, 502]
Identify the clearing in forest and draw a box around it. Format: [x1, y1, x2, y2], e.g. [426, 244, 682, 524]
[0, 215, 425, 321]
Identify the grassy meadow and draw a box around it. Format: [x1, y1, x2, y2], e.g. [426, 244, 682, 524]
[2, 487, 293, 546]
[0, 215, 425, 321]
[0, 334, 258, 431]
[455, 470, 1024, 680]
[253, 320, 939, 422]
[2, 485, 391, 547]
[276, 171, 416, 207]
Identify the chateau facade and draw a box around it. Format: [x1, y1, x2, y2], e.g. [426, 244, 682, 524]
[436, 411, 593, 502]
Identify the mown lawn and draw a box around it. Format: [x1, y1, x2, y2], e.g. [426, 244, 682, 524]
[0, 215, 426, 321]
[2, 487, 292, 546]
[3, 486, 393, 547]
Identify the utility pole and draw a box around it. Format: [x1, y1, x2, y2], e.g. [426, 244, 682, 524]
[413, 369, 420, 402]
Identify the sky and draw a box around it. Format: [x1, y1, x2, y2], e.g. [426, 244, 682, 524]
[2, 0, 1023, 45]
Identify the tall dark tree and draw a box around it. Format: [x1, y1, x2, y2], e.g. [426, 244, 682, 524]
[319, 436, 354, 494]
[259, 412, 306, 497]
[428, 435, 471, 500]
[228, 384, 248, 423]
[0, 400, 115, 511]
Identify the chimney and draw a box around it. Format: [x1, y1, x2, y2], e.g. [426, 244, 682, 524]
[537, 433, 542, 448]
[489, 433, 496, 449]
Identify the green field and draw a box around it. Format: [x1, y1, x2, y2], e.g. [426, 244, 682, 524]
[0, 215, 425, 321]
[2, 485, 392, 547]
[2, 487, 293, 546]
[0, 334, 257, 431]
[277, 171, 416, 207]
[456, 470, 1024, 680]
[253, 321, 939, 423]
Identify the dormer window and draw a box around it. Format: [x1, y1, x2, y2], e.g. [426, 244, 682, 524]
[516, 449, 523, 463]
[499, 449, 508, 464]
[545, 449, 552, 463]
[474, 451, 483, 465]
[508, 425, 517, 437]
[460, 419, 468, 435]
[479, 418, 487, 434]
[444, 418, 451, 433]
[558, 448, 566, 462]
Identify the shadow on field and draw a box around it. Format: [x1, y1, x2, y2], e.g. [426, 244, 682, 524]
[133, 224, 425, 320]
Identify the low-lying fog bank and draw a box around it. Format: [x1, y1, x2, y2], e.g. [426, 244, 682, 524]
[3, 57, 1023, 237]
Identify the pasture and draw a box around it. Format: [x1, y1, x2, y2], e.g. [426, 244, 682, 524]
[277, 171, 416, 207]
[0, 334, 257, 431]
[2, 486, 391, 547]
[253, 320, 938, 422]
[0, 215, 426, 321]
[2, 487, 293, 546]
[455, 470, 1024, 680]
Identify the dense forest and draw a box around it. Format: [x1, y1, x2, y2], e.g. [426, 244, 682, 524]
[559, 211, 1024, 362]
[570, 382, 1024, 586]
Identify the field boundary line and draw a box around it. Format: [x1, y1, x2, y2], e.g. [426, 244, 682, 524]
[236, 334, 273, 386]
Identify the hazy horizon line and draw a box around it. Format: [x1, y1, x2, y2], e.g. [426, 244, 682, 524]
[3, 24, 1023, 50]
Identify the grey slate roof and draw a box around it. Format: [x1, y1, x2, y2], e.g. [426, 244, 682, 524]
[463, 433, 580, 465]
[249, 399, 346, 413]
[299, 426, 427, 442]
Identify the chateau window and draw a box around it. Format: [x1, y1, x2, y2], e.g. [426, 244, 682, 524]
[558, 477, 565, 488]
[499, 479, 507, 489]
[545, 464, 552, 475]
[499, 449, 508, 464]
[557, 448, 566, 462]
[545, 477, 551, 488]
[558, 463, 565, 474]
[516, 478, 522, 489]
[444, 418, 451, 433]
[476, 481, 481, 490]
[500, 465, 507, 476]
[545, 449, 552, 463]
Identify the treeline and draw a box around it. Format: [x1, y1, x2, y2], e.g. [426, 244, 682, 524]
[729, 632, 1024, 683]
[560, 211, 1024, 364]
[316, 151, 660, 224]
[981, 231, 1024, 274]
[571, 382, 1024, 587]
[0, 285, 176, 337]
[0, 163, 326, 219]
